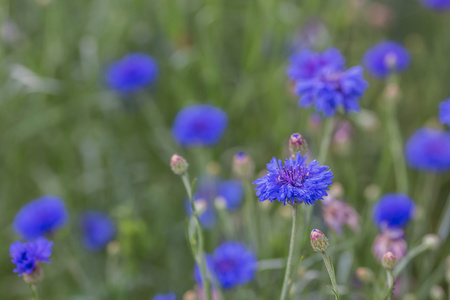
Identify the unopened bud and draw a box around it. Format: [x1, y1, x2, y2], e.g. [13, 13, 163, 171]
[232, 151, 254, 179]
[430, 285, 445, 300]
[422, 234, 440, 250]
[382, 251, 396, 270]
[384, 52, 397, 69]
[289, 133, 308, 156]
[214, 196, 227, 210]
[310, 229, 329, 253]
[170, 154, 189, 175]
[194, 199, 208, 215]
[356, 267, 374, 283]
[23, 265, 43, 284]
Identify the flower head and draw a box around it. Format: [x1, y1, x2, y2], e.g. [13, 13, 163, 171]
[382, 251, 397, 270]
[253, 152, 333, 206]
[13, 195, 68, 240]
[79, 211, 116, 252]
[372, 229, 407, 261]
[10, 237, 53, 277]
[405, 127, 450, 172]
[439, 99, 450, 126]
[106, 53, 158, 94]
[310, 229, 329, 252]
[322, 196, 360, 234]
[153, 293, 176, 300]
[373, 194, 415, 230]
[421, 0, 450, 10]
[216, 180, 244, 211]
[172, 105, 228, 147]
[170, 154, 189, 175]
[363, 41, 410, 78]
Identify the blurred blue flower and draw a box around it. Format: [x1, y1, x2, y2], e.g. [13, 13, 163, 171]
[10, 237, 53, 276]
[405, 127, 450, 172]
[195, 242, 257, 289]
[296, 66, 368, 117]
[106, 53, 158, 94]
[172, 105, 228, 147]
[421, 0, 450, 10]
[13, 195, 68, 240]
[439, 98, 450, 126]
[287, 48, 345, 81]
[253, 152, 333, 206]
[79, 211, 116, 252]
[373, 194, 415, 230]
[363, 41, 410, 78]
[217, 180, 244, 211]
[153, 293, 176, 300]
[186, 195, 217, 229]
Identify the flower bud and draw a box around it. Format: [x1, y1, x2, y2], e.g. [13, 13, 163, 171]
[310, 229, 329, 253]
[356, 267, 374, 283]
[382, 251, 396, 270]
[232, 151, 254, 179]
[170, 154, 189, 175]
[289, 133, 308, 156]
[23, 265, 43, 284]
[422, 234, 440, 250]
[430, 285, 445, 300]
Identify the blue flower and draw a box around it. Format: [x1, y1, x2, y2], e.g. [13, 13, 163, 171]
[153, 293, 176, 300]
[10, 237, 53, 276]
[439, 99, 450, 126]
[186, 196, 217, 229]
[421, 0, 450, 10]
[79, 211, 116, 252]
[254, 152, 333, 206]
[195, 242, 257, 289]
[363, 41, 410, 78]
[13, 195, 68, 240]
[172, 105, 228, 147]
[373, 194, 415, 230]
[296, 66, 368, 117]
[106, 53, 158, 94]
[287, 48, 345, 81]
[217, 180, 244, 211]
[405, 127, 450, 172]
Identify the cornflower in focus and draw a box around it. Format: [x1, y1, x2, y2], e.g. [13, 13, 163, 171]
[421, 0, 450, 10]
[172, 105, 228, 147]
[363, 41, 410, 78]
[106, 53, 158, 94]
[153, 293, 176, 300]
[405, 127, 450, 172]
[253, 152, 333, 206]
[439, 98, 450, 126]
[322, 195, 360, 234]
[10, 237, 53, 282]
[79, 211, 116, 252]
[13, 195, 68, 240]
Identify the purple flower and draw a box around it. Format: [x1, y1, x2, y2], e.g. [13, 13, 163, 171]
[421, 0, 450, 10]
[172, 105, 228, 147]
[405, 127, 450, 172]
[106, 53, 158, 94]
[372, 229, 407, 261]
[79, 211, 116, 252]
[153, 293, 176, 300]
[13, 195, 68, 240]
[373, 194, 415, 230]
[253, 152, 333, 206]
[322, 195, 360, 234]
[363, 41, 410, 78]
[10, 237, 53, 276]
[439, 99, 450, 126]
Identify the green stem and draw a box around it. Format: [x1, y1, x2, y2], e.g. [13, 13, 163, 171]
[279, 205, 299, 300]
[181, 174, 212, 300]
[244, 181, 259, 251]
[321, 253, 340, 300]
[393, 242, 430, 277]
[318, 117, 334, 163]
[30, 284, 39, 300]
[384, 271, 394, 300]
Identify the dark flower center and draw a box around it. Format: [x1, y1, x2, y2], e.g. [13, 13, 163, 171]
[277, 166, 307, 187]
[216, 259, 236, 272]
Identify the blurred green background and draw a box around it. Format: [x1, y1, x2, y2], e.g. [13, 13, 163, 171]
[1, 0, 449, 299]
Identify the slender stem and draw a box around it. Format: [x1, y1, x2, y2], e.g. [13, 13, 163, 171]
[321, 253, 340, 299]
[244, 181, 259, 251]
[384, 271, 394, 300]
[318, 118, 334, 163]
[280, 205, 299, 300]
[181, 174, 212, 300]
[393, 243, 429, 277]
[30, 284, 39, 300]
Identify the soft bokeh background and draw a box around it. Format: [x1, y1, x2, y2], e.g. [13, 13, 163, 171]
[1, 0, 449, 299]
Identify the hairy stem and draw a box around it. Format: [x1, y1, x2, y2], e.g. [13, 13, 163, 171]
[280, 205, 299, 300]
[30, 284, 39, 300]
[321, 253, 340, 300]
[384, 271, 394, 300]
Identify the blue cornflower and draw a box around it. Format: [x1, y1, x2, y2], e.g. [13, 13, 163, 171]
[373, 194, 415, 230]
[287, 48, 345, 81]
[296, 66, 368, 117]
[153, 293, 176, 300]
[172, 105, 228, 147]
[439, 99, 450, 126]
[421, 0, 450, 10]
[217, 180, 244, 211]
[79, 211, 116, 252]
[363, 41, 410, 78]
[13, 195, 68, 240]
[106, 53, 158, 94]
[10, 237, 53, 276]
[405, 127, 450, 172]
[254, 152, 333, 206]
[195, 242, 257, 289]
